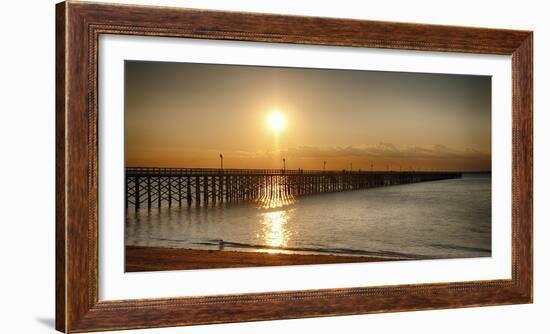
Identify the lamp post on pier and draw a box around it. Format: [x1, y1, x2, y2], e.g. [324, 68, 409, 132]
[282, 158, 286, 172]
[219, 153, 224, 170]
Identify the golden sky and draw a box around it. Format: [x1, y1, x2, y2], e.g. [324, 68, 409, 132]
[125, 61, 491, 172]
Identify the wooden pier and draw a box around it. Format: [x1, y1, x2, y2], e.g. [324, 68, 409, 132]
[125, 167, 461, 210]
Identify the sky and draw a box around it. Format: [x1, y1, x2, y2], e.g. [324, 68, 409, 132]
[125, 61, 491, 172]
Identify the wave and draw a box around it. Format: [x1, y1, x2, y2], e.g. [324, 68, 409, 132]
[193, 239, 428, 259]
[429, 243, 491, 254]
[151, 238, 489, 259]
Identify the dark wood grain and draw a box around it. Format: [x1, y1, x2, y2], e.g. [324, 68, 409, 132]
[511, 34, 533, 301]
[56, 1, 533, 332]
[55, 2, 66, 332]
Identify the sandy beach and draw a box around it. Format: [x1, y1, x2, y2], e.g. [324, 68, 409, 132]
[125, 246, 397, 272]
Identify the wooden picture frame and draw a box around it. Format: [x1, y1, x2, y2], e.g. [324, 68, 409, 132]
[56, 1, 532, 332]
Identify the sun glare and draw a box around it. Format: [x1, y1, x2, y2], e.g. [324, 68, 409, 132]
[267, 111, 285, 132]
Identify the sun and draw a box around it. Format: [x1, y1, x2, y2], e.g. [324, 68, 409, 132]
[267, 111, 286, 133]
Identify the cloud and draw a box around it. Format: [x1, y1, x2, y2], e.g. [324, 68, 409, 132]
[281, 143, 490, 161]
[188, 144, 490, 164]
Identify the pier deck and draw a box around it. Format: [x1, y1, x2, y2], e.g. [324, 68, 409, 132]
[125, 167, 462, 210]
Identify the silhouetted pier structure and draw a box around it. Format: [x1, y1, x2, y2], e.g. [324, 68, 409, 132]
[125, 167, 461, 210]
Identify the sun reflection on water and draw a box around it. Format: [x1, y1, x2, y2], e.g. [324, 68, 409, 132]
[259, 209, 293, 251]
[256, 184, 296, 209]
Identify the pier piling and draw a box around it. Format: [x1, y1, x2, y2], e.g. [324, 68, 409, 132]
[125, 167, 461, 210]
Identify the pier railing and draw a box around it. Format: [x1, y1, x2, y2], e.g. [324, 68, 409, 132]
[125, 167, 461, 210]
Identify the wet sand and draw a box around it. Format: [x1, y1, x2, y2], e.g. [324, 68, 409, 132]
[125, 246, 397, 272]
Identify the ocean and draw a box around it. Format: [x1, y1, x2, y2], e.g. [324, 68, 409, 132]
[125, 173, 491, 260]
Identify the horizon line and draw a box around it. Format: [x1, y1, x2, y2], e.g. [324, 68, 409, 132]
[125, 166, 491, 173]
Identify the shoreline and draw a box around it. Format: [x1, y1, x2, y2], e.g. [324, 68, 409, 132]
[125, 246, 400, 272]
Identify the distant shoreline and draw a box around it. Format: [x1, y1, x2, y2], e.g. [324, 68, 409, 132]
[125, 246, 398, 272]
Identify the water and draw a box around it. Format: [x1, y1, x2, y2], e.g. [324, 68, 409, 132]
[125, 174, 491, 259]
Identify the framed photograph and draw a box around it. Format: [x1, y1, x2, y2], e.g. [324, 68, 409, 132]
[56, 1, 532, 332]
